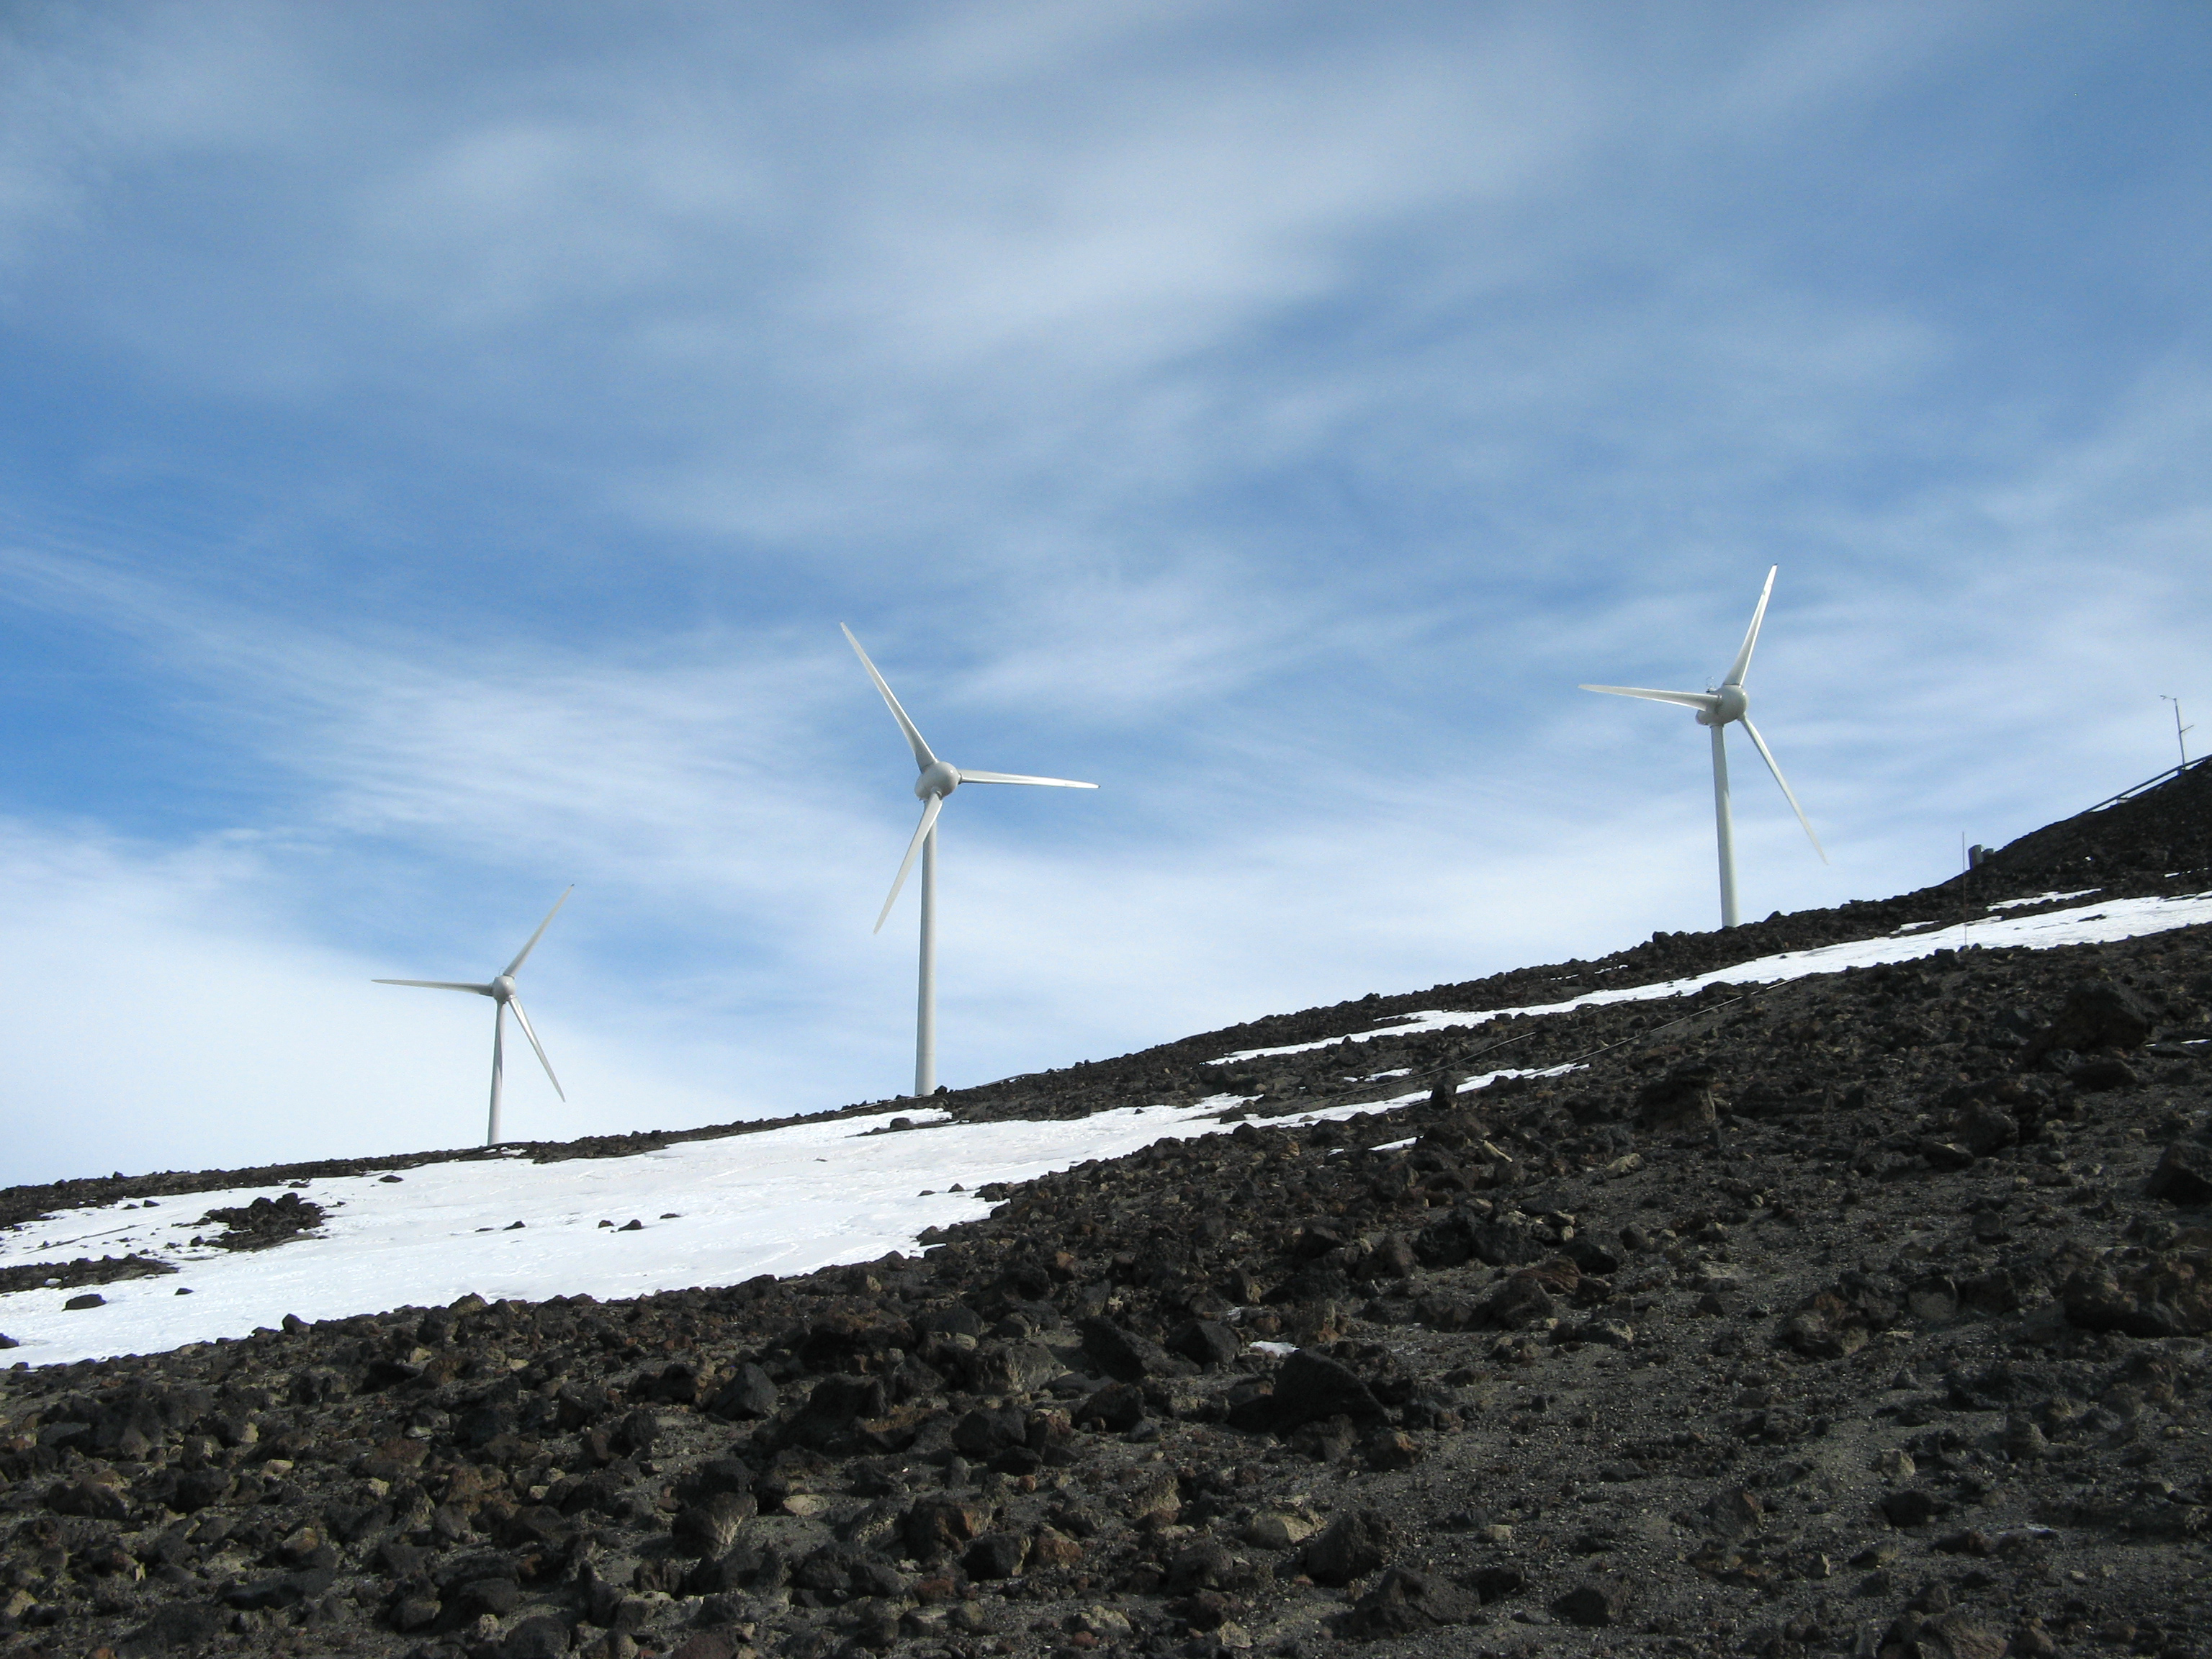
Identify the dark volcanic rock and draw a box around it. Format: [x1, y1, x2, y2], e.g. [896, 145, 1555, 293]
[1166, 1316, 1241, 1367]
[46, 1477, 128, 1519]
[785, 1372, 888, 1449]
[672, 1491, 757, 1557]
[1302, 1509, 1395, 1585]
[2038, 977, 2155, 1055]
[1079, 1315, 1192, 1381]
[2061, 1250, 2211, 1337]
[2146, 1137, 2212, 1204]
[706, 1359, 780, 1419]
[1075, 1379, 1146, 1432]
[1553, 1578, 1632, 1627]
[963, 1530, 1030, 1580]
[0, 1251, 177, 1295]
[1634, 1061, 1718, 1131]
[222, 1565, 337, 1610]
[1340, 1565, 1484, 1637]
[1881, 1488, 1945, 1529]
[1261, 1348, 1387, 1431]
[196, 1189, 327, 1249]
[116, 1602, 225, 1655]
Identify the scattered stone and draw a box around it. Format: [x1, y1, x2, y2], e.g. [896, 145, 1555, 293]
[1166, 1317, 1241, 1367]
[196, 1190, 326, 1249]
[963, 1531, 1030, 1581]
[1243, 1508, 1320, 1550]
[1302, 1509, 1394, 1586]
[706, 1361, 780, 1419]
[2039, 978, 2154, 1055]
[1634, 1061, 1717, 1131]
[2146, 1138, 2212, 1204]
[115, 1601, 225, 1655]
[1254, 1347, 1387, 1431]
[1880, 1489, 1943, 1529]
[2062, 1250, 2211, 1337]
[1552, 1579, 1632, 1627]
[1080, 1316, 1191, 1381]
[46, 1478, 128, 1520]
[2071, 1055, 2140, 1090]
[1340, 1566, 1484, 1637]
[1704, 1488, 1763, 1538]
[673, 1492, 757, 1557]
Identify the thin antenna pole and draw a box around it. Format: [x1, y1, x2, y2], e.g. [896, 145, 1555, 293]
[2162, 696, 2192, 768]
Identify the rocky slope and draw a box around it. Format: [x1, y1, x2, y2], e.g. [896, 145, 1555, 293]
[1, 763, 2209, 1659]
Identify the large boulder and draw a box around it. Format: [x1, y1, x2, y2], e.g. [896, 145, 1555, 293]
[1226, 1349, 1386, 1434]
[1339, 1566, 1483, 1637]
[1634, 1061, 1718, 1132]
[1079, 1317, 1194, 1382]
[2037, 979, 2154, 1056]
[2146, 1139, 2212, 1205]
[1301, 1509, 1395, 1586]
[2061, 1251, 2211, 1338]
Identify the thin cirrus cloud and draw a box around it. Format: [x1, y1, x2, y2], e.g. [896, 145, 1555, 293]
[0, 2, 2206, 1184]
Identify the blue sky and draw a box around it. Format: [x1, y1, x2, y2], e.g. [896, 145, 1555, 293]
[1, 1, 2207, 1183]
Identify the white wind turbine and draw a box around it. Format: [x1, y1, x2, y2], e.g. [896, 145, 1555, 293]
[842, 624, 1096, 1098]
[374, 886, 572, 1145]
[1582, 567, 1825, 928]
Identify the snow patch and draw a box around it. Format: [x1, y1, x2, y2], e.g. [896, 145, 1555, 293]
[1210, 890, 2212, 1063]
[0, 1090, 1442, 1367]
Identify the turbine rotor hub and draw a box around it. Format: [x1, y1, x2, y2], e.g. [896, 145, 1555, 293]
[491, 974, 518, 1002]
[1714, 685, 1749, 724]
[915, 760, 961, 799]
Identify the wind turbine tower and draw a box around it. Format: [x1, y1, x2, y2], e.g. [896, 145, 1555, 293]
[1582, 567, 1825, 928]
[374, 886, 572, 1145]
[842, 625, 1096, 1097]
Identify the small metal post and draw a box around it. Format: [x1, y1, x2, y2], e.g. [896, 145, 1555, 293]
[2162, 696, 2193, 769]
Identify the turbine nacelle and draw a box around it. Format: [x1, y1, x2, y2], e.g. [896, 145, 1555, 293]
[915, 760, 961, 800]
[1696, 686, 1749, 727]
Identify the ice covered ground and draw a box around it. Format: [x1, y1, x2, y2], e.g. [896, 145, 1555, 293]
[1210, 889, 2212, 1064]
[0, 1074, 1558, 1368]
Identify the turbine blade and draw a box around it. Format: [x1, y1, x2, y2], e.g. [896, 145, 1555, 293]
[875, 793, 945, 934]
[503, 884, 574, 978]
[505, 997, 566, 1101]
[373, 979, 496, 995]
[1723, 565, 1778, 688]
[842, 624, 938, 772]
[953, 770, 1098, 788]
[1580, 684, 1721, 713]
[1739, 715, 1827, 863]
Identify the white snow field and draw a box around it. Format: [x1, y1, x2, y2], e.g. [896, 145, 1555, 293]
[1, 1082, 1539, 1369]
[1210, 889, 2212, 1064]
